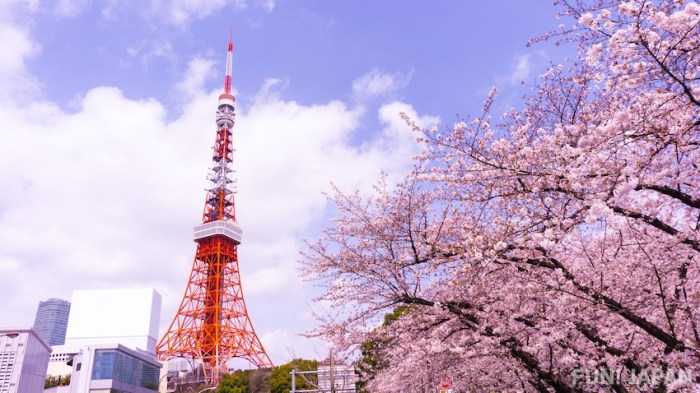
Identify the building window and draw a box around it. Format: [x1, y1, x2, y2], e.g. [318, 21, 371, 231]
[91, 349, 158, 390]
[92, 351, 115, 379]
[141, 363, 159, 389]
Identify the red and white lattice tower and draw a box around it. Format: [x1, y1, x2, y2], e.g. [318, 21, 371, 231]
[157, 37, 273, 386]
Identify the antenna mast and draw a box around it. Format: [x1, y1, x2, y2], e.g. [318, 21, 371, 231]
[224, 31, 233, 95]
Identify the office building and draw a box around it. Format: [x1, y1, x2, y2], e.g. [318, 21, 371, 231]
[0, 328, 52, 393]
[33, 298, 71, 346]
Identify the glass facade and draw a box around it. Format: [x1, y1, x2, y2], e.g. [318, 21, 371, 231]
[91, 350, 159, 390]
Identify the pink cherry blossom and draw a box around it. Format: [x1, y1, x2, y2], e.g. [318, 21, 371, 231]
[302, 1, 700, 392]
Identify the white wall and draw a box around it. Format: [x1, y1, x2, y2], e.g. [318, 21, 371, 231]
[65, 288, 161, 353]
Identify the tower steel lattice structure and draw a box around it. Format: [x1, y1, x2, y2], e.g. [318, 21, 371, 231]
[157, 37, 273, 386]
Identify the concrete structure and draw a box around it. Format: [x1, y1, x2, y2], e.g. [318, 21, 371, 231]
[33, 299, 71, 346]
[0, 328, 52, 393]
[69, 343, 161, 393]
[65, 288, 161, 354]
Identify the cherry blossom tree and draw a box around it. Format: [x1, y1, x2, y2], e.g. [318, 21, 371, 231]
[302, 1, 700, 392]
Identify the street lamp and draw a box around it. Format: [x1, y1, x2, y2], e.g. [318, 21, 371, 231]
[197, 387, 217, 393]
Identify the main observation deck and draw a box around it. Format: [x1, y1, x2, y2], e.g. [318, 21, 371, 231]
[193, 221, 243, 244]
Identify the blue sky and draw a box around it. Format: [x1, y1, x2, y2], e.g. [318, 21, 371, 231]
[30, 1, 567, 117]
[0, 0, 573, 365]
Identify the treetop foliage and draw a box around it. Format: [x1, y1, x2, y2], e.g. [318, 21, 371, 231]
[269, 358, 318, 393]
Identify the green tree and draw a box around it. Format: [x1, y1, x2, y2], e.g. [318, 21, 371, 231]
[269, 359, 318, 393]
[247, 368, 272, 393]
[216, 370, 250, 393]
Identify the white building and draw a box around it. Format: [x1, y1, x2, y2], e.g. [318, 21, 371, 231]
[64, 288, 161, 354]
[0, 328, 52, 393]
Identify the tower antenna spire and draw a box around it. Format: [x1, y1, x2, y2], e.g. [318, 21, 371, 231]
[224, 30, 233, 94]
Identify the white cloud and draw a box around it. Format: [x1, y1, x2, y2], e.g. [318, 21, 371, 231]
[0, 88, 188, 326]
[55, 0, 92, 17]
[240, 239, 301, 296]
[152, 0, 246, 26]
[125, 38, 177, 70]
[102, 0, 247, 26]
[0, 24, 37, 75]
[252, 77, 290, 103]
[498, 52, 549, 86]
[257, 0, 275, 12]
[0, 56, 436, 365]
[0, 9, 40, 100]
[507, 53, 532, 84]
[175, 56, 217, 97]
[351, 68, 412, 101]
[0, 0, 40, 17]
[258, 329, 329, 364]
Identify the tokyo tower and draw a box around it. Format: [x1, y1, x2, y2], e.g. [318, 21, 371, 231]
[157, 37, 273, 386]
